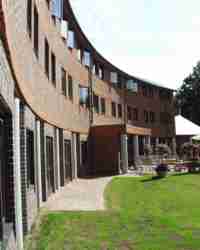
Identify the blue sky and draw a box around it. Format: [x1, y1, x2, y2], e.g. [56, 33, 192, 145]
[70, 0, 200, 89]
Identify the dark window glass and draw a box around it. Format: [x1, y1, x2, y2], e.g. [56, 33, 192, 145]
[144, 110, 149, 123]
[93, 94, 99, 113]
[61, 68, 67, 96]
[46, 136, 54, 194]
[64, 140, 72, 181]
[68, 75, 73, 100]
[44, 38, 49, 78]
[26, 129, 35, 187]
[112, 102, 116, 117]
[117, 75, 123, 89]
[127, 106, 132, 121]
[101, 98, 106, 114]
[51, 52, 56, 85]
[149, 87, 154, 97]
[27, 0, 32, 38]
[118, 104, 122, 118]
[133, 108, 138, 121]
[81, 141, 88, 165]
[33, 5, 39, 58]
[150, 111, 155, 123]
[142, 86, 148, 97]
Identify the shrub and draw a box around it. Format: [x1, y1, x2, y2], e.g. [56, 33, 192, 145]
[180, 142, 200, 160]
[156, 144, 171, 159]
[144, 144, 153, 157]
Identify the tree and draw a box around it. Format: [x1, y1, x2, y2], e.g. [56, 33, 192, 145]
[176, 61, 200, 125]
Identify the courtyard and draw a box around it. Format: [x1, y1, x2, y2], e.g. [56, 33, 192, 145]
[26, 173, 200, 250]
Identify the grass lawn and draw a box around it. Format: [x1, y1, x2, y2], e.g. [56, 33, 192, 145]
[27, 174, 200, 250]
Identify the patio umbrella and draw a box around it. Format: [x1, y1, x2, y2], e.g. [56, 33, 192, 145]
[192, 135, 200, 141]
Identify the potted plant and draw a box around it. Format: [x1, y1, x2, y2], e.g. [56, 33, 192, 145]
[155, 144, 171, 178]
[155, 163, 169, 178]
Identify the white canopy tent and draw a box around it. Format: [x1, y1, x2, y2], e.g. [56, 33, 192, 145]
[175, 115, 200, 136]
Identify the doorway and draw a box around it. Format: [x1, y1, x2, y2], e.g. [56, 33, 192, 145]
[0, 118, 5, 240]
[46, 136, 55, 196]
[64, 140, 72, 182]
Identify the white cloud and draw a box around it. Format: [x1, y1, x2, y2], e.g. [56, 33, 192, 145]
[70, 0, 200, 89]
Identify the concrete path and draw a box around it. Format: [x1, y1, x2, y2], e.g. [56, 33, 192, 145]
[44, 176, 113, 211]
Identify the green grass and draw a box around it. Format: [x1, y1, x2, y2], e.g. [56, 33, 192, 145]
[27, 174, 200, 250]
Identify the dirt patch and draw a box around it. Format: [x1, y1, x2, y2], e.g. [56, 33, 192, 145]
[118, 240, 135, 250]
[100, 241, 109, 250]
[170, 233, 184, 242]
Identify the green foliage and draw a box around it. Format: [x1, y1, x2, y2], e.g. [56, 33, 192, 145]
[176, 61, 200, 125]
[144, 144, 153, 156]
[27, 175, 200, 250]
[156, 143, 171, 158]
[180, 142, 200, 160]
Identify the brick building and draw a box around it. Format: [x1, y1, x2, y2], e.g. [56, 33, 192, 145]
[0, 0, 175, 249]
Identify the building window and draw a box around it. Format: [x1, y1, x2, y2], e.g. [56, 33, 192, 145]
[101, 98, 106, 114]
[46, 136, 54, 193]
[26, 129, 35, 187]
[150, 111, 155, 123]
[81, 141, 88, 165]
[27, 0, 32, 38]
[99, 66, 104, 80]
[133, 108, 138, 121]
[64, 140, 72, 181]
[117, 75, 123, 89]
[111, 102, 116, 117]
[33, 5, 39, 58]
[44, 38, 49, 79]
[93, 94, 99, 113]
[142, 86, 148, 97]
[79, 86, 89, 107]
[144, 110, 149, 123]
[61, 68, 67, 96]
[118, 104, 122, 118]
[127, 106, 132, 121]
[68, 75, 73, 100]
[149, 87, 154, 98]
[51, 52, 56, 86]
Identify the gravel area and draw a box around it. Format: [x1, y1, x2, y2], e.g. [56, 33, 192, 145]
[43, 176, 113, 211]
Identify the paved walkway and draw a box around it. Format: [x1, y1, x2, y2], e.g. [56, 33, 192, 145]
[44, 176, 113, 211]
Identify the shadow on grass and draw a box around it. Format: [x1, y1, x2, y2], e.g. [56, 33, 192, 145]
[141, 176, 163, 182]
[80, 173, 118, 180]
[141, 172, 200, 183]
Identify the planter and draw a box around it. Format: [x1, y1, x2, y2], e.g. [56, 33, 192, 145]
[155, 164, 168, 178]
[156, 170, 168, 178]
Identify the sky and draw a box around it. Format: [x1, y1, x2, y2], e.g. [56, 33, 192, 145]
[70, 0, 200, 90]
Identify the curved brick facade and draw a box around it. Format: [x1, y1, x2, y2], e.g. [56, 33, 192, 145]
[1, 0, 175, 137]
[0, 1, 175, 249]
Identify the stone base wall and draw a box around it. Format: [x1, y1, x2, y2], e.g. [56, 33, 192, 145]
[4, 224, 17, 250]
[27, 188, 38, 232]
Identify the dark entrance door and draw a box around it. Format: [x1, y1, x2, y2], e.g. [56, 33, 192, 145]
[64, 140, 72, 182]
[46, 136, 54, 195]
[128, 135, 134, 166]
[26, 129, 35, 188]
[76, 134, 81, 178]
[0, 118, 4, 240]
[139, 136, 144, 156]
